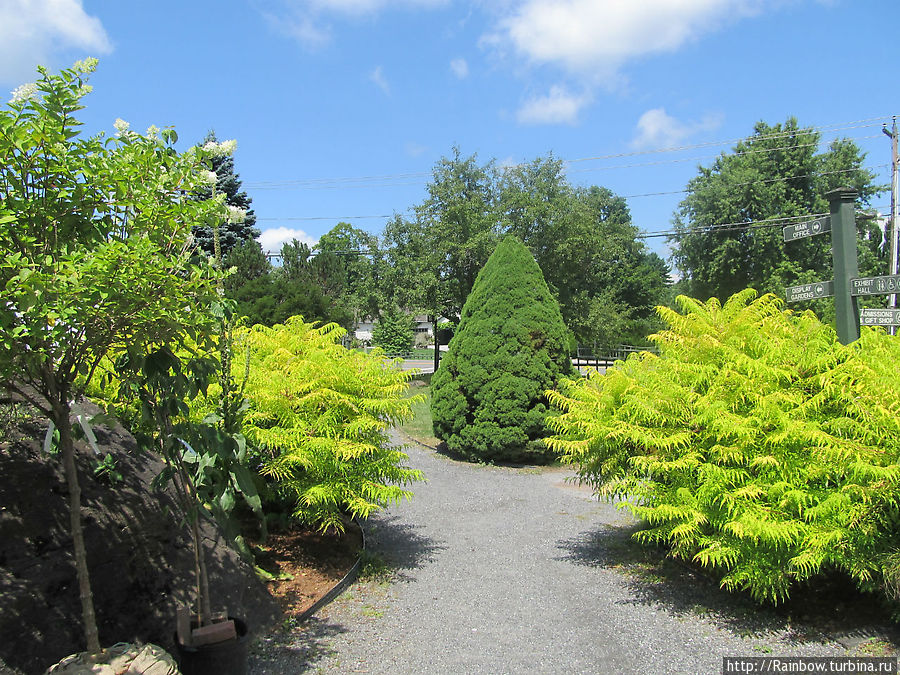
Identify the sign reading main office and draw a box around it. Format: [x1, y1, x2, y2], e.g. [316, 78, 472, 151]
[782, 217, 831, 242]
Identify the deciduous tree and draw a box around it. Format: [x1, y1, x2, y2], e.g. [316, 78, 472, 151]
[0, 61, 221, 653]
[670, 118, 884, 303]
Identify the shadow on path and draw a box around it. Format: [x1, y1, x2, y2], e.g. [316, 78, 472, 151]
[251, 617, 349, 673]
[557, 522, 900, 650]
[364, 513, 448, 582]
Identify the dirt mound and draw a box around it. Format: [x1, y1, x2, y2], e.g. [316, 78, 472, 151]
[0, 408, 280, 675]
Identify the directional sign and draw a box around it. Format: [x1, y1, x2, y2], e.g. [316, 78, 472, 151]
[850, 274, 900, 296]
[859, 308, 900, 326]
[785, 280, 834, 303]
[783, 216, 831, 242]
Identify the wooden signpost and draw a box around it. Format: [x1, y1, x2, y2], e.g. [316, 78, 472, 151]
[782, 191, 860, 344]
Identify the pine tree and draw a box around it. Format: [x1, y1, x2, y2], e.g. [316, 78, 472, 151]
[192, 131, 259, 256]
[431, 235, 572, 463]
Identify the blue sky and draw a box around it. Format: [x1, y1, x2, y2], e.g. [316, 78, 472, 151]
[2, 0, 898, 263]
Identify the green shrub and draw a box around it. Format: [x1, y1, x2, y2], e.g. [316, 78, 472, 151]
[431, 235, 572, 463]
[547, 290, 900, 604]
[372, 306, 415, 355]
[237, 317, 424, 532]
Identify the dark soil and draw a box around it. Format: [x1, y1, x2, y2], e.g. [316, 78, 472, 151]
[254, 524, 362, 617]
[0, 404, 301, 675]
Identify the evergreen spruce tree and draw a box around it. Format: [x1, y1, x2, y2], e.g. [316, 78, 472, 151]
[431, 235, 572, 463]
[192, 131, 259, 256]
[372, 306, 415, 355]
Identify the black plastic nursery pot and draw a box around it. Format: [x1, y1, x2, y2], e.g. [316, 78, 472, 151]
[174, 616, 249, 675]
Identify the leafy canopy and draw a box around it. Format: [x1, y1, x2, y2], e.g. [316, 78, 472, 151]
[670, 117, 884, 305]
[548, 291, 900, 604]
[0, 60, 223, 652]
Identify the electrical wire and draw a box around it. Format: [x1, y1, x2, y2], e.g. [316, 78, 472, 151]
[636, 204, 892, 240]
[621, 164, 891, 200]
[244, 118, 894, 191]
[245, 116, 895, 225]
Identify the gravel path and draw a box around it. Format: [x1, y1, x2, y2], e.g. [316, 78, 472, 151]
[251, 433, 896, 674]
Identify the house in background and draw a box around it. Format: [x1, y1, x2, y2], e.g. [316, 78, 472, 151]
[352, 314, 451, 346]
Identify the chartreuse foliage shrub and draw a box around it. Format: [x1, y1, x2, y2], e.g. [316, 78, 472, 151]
[431, 235, 572, 464]
[235, 317, 424, 532]
[546, 290, 900, 604]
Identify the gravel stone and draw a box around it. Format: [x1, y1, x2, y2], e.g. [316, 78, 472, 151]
[250, 432, 896, 674]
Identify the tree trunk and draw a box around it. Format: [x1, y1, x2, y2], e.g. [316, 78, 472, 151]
[55, 401, 102, 654]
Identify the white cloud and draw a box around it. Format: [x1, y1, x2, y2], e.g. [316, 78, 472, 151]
[450, 57, 469, 79]
[271, 12, 332, 50]
[516, 86, 590, 126]
[489, 0, 766, 77]
[631, 107, 723, 149]
[259, 226, 318, 254]
[0, 0, 112, 84]
[404, 141, 429, 157]
[309, 0, 447, 13]
[370, 65, 390, 95]
[268, 0, 448, 48]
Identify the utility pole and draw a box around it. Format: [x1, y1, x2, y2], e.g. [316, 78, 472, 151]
[883, 117, 899, 313]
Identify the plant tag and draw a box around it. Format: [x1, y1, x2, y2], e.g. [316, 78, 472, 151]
[191, 619, 236, 646]
[176, 606, 192, 646]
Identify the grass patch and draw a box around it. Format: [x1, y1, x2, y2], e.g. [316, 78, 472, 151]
[398, 381, 439, 447]
[358, 549, 391, 583]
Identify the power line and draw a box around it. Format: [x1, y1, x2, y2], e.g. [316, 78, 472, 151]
[621, 164, 891, 200]
[256, 214, 396, 222]
[566, 118, 890, 165]
[253, 165, 890, 223]
[636, 203, 892, 240]
[244, 117, 894, 192]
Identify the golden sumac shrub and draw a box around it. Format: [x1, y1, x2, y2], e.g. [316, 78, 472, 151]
[547, 290, 900, 605]
[431, 235, 572, 464]
[238, 317, 424, 532]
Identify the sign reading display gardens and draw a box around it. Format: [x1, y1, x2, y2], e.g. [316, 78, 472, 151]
[782, 216, 831, 242]
[850, 274, 900, 296]
[785, 281, 834, 303]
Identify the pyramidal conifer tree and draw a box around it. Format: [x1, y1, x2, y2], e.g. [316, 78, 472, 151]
[192, 131, 259, 256]
[431, 235, 572, 463]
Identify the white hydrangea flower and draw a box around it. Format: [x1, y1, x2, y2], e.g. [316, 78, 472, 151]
[9, 83, 38, 104]
[200, 170, 218, 187]
[225, 205, 246, 224]
[73, 57, 99, 74]
[202, 139, 237, 158]
[113, 118, 130, 136]
[145, 124, 159, 139]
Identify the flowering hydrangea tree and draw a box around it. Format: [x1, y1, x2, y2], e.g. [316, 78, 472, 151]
[0, 61, 232, 654]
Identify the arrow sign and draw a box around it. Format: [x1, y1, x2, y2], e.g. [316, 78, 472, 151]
[859, 308, 900, 326]
[783, 216, 831, 242]
[785, 280, 834, 303]
[850, 274, 900, 296]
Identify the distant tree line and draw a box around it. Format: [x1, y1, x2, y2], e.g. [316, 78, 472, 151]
[220, 117, 885, 351]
